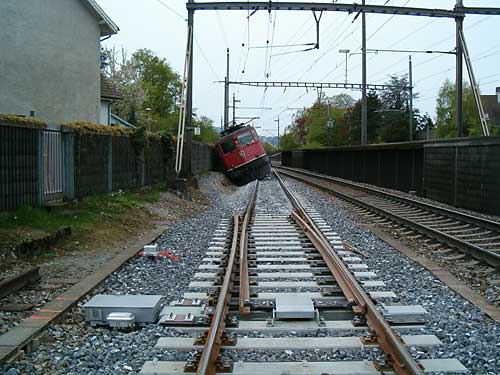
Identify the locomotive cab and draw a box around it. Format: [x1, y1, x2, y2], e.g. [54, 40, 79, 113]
[216, 125, 270, 186]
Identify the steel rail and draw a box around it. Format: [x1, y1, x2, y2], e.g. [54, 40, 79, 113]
[277, 165, 500, 232]
[195, 215, 240, 375]
[276, 167, 500, 268]
[239, 181, 258, 314]
[273, 170, 425, 375]
[0, 267, 41, 299]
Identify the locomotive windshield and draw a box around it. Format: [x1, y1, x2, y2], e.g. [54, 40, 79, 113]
[220, 139, 236, 154]
[237, 131, 254, 146]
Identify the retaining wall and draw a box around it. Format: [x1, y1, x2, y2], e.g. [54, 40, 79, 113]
[281, 137, 500, 216]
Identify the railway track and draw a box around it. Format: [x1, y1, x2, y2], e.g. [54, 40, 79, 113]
[274, 165, 500, 269]
[139, 174, 466, 375]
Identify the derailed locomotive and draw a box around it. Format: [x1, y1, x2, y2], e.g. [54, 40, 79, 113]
[215, 124, 270, 186]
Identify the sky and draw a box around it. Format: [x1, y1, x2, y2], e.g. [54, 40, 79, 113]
[97, 0, 500, 139]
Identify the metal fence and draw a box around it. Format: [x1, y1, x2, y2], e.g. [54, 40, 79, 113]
[0, 125, 41, 210]
[42, 129, 64, 203]
[1, 123, 214, 210]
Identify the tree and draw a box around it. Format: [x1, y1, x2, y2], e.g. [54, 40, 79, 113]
[193, 116, 219, 144]
[102, 48, 183, 133]
[435, 79, 485, 138]
[262, 142, 276, 154]
[345, 91, 383, 144]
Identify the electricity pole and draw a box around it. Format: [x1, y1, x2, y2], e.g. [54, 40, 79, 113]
[339, 49, 350, 85]
[232, 93, 240, 125]
[224, 48, 230, 130]
[409, 55, 413, 142]
[456, 0, 464, 138]
[275, 117, 280, 149]
[361, 0, 368, 145]
[185, 0, 194, 179]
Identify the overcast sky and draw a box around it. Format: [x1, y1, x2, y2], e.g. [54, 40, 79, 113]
[97, 0, 500, 138]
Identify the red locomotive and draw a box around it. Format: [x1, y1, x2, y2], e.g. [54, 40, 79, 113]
[215, 124, 270, 186]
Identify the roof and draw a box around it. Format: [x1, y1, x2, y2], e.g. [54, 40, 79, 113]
[481, 95, 500, 126]
[80, 0, 119, 36]
[100, 73, 123, 100]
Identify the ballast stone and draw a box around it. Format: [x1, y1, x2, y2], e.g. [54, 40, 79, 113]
[84, 294, 163, 326]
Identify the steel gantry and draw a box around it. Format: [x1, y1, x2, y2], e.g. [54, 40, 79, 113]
[177, 1, 500, 171]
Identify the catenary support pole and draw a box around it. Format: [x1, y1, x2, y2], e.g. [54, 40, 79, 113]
[361, 0, 368, 145]
[409, 55, 413, 142]
[275, 117, 280, 149]
[224, 48, 230, 130]
[185, 0, 194, 179]
[456, 0, 464, 137]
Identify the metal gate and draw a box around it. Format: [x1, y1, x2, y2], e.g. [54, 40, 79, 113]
[42, 129, 64, 203]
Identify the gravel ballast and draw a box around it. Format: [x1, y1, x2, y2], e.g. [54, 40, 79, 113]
[282, 175, 500, 375]
[5, 172, 499, 375]
[5, 173, 254, 375]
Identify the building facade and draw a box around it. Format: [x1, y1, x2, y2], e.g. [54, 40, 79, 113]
[0, 0, 118, 126]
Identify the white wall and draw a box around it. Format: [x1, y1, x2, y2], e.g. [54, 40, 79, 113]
[0, 0, 101, 125]
[100, 101, 110, 125]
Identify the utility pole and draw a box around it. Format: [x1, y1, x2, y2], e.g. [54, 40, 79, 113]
[232, 93, 240, 125]
[275, 117, 280, 149]
[361, 0, 368, 145]
[456, 0, 464, 137]
[339, 49, 350, 85]
[185, 0, 194, 180]
[224, 48, 230, 130]
[409, 55, 413, 142]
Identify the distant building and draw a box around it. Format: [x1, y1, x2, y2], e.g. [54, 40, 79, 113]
[100, 73, 123, 125]
[481, 95, 500, 127]
[0, 0, 119, 126]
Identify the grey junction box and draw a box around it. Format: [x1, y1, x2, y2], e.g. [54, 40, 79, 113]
[83, 295, 163, 326]
[274, 293, 315, 319]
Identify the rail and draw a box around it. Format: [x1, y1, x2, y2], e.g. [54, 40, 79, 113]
[239, 181, 258, 314]
[194, 215, 240, 375]
[194, 181, 258, 374]
[275, 166, 500, 268]
[273, 169, 425, 375]
[277, 165, 500, 232]
[0, 267, 41, 300]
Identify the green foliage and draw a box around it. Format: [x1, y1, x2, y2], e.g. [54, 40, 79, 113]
[131, 49, 181, 119]
[193, 116, 219, 144]
[280, 132, 301, 150]
[262, 142, 276, 154]
[61, 122, 131, 136]
[0, 114, 47, 128]
[0, 186, 164, 231]
[435, 79, 484, 138]
[280, 74, 426, 150]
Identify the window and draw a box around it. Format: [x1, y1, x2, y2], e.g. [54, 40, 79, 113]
[220, 139, 236, 154]
[238, 131, 254, 146]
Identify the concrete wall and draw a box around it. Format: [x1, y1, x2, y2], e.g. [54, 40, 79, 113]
[100, 101, 110, 125]
[281, 137, 500, 216]
[0, 0, 101, 126]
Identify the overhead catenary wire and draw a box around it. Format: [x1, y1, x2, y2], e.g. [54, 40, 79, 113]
[156, 0, 186, 21]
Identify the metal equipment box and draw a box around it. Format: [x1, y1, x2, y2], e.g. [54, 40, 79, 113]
[106, 312, 136, 328]
[275, 293, 315, 319]
[83, 295, 163, 326]
[143, 244, 159, 257]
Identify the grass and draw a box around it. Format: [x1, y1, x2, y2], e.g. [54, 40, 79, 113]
[0, 186, 165, 252]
